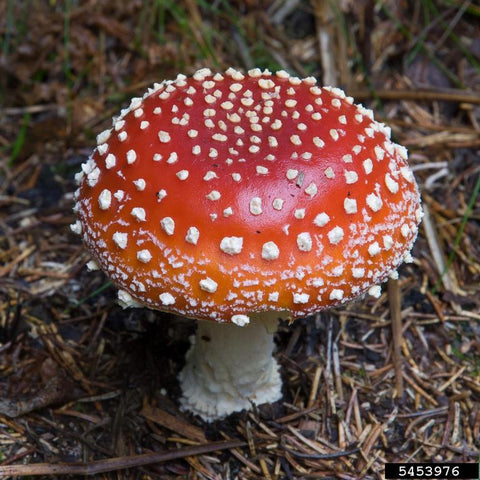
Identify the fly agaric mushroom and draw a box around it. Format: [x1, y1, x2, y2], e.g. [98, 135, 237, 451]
[72, 68, 422, 421]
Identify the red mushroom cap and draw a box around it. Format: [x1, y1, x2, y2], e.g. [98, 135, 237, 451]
[73, 68, 422, 324]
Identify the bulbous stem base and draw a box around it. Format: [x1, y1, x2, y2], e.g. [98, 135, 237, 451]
[178, 317, 282, 421]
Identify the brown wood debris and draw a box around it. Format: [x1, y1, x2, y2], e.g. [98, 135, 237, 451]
[1, 0, 479, 478]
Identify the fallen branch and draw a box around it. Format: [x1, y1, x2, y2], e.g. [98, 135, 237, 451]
[0, 439, 246, 477]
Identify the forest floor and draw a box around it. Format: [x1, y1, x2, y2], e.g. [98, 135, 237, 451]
[0, 1, 479, 479]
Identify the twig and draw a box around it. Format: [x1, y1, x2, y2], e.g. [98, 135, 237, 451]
[388, 278, 404, 398]
[396, 407, 448, 418]
[332, 337, 344, 403]
[349, 89, 480, 105]
[403, 373, 439, 406]
[307, 365, 322, 408]
[313, 0, 341, 86]
[422, 203, 461, 296]
[140, 400, 207, 443]
[0, 439, 246, 477]
[0, 245, 36, 277]
[281, 445, 360, 460]
[221, 432, 262, 474]
[268, 0, 301, 24]
[259, 457, 272, 480]
[437, 366, 467, 393]
[325, 316, 336, 415]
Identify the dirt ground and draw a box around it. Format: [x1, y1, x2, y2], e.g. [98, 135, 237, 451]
[0, 1, 479, 479]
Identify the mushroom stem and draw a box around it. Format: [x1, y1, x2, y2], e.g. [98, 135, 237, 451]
[178, 316, 282, 421]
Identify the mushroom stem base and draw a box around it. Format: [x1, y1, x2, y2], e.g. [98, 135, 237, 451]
[178, 316, 282, 421]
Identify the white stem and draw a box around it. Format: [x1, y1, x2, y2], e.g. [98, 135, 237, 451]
[178, 316, 282, 421]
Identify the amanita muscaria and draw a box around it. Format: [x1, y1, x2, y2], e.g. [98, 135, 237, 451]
[72, 68, 422, 421]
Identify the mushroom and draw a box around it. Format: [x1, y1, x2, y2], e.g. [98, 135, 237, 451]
[72, 68, 422, 421]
